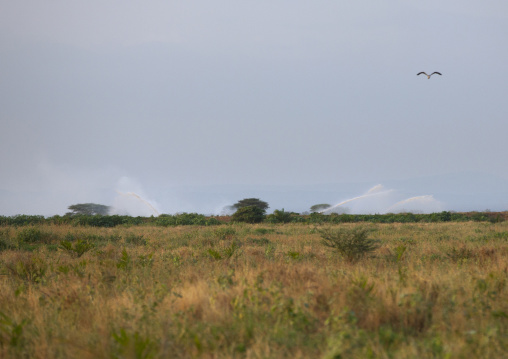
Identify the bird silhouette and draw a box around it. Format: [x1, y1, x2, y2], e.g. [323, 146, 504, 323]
[417, 72, 442, 79]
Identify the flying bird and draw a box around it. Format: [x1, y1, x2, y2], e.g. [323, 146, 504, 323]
[417, 72, 442, 79]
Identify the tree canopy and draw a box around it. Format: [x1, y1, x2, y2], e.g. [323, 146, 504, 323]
[67, 203, 111, 216]
[232, 198, 269, 213]
[310, 204, 331, 213]
[231, 206, 266, 223]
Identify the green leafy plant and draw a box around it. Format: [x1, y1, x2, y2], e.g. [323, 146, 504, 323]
[5, 255, 48, 283]
[0, 311, 30, 349]
[207, 241, 239, 260]
[125, 233, 147, 246]
[394, 245, 407, 262]
[217, 269, 235, 289]
[319, 226, 380, 262]
[287, 251, 301, 260]
[446, 246, 476, 262]
[213, 227, 236, 240]
[253, 228, 275, 235]
[247, 237, 271, 246]
[207, 249, 222, 260]
[60, 239, 95, 258]
[223, 241, 238, 259]
[110, 328, 158, 359]
[137, 253, 154, 268]
[117, 249, 132, 270]
[0, 237, 16, 252]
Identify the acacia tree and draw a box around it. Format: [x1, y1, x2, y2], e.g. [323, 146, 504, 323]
[67, 203, 111, 216]
[232, 198, 269, 213]
[310, 204, 331, 213]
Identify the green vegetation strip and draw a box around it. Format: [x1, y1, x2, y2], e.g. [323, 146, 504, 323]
[1, 210, 506, 227]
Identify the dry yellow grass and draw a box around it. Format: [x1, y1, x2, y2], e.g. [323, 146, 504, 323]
[0, 221, 507, 358]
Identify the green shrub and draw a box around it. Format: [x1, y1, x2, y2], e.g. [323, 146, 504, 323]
[17, 227, 52, 244]
[0, 229, 16, 251]
[60, 239, 95, 258]
[253, 228, 275, 235]
[110, 328, 158, 359]
[117, 249, 132, 270]
[0, 311, 30, 349]
[265, 209, 296, 223]
[0, 239, 15, 251]
[446, 246, 476, 262]
[125, 233, 147, 246]
[5, 254, 48, 283]
[247, 237, 271, 246]
[232, 206, 265, 223]
[213, 227, 236, 240]
[207, 241, 239, 260]
[319, 226, 380, 262]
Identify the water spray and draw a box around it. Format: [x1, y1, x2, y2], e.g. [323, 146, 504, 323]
[321, 185, 394, 214]
[384, 195, 438, 213]
[115, 191, 160, 216]
[320, 184, 443, 214]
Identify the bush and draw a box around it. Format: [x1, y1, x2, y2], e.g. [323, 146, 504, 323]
[213, 227, 236, 240]
[155, 213, 221, 226]
[125, 233, 147, 246]
[265, 209, 296, 223]
[5, 254, 48, 283]
[318, 226, 380, 262]
[247, 237, 271, 246]
[0, 229, 16, 251]
[16, 227, 53, 244]
[232, 206, 265, 224]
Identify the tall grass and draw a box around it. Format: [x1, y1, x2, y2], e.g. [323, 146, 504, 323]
[0, 222, 507, 358]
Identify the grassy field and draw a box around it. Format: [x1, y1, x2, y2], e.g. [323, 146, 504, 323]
[1, 221, 507, 358]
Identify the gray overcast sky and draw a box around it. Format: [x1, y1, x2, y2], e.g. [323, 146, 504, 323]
[1, 1, 508, 215]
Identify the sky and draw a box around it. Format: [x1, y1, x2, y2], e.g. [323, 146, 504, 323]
[1, 0, 508, 215]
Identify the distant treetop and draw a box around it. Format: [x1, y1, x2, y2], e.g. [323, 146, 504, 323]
[232, 198, 269, 213]
[67, 203, 111, 216]
[310, 204, 331, 213]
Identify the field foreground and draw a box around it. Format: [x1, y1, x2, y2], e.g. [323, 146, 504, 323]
[1, 222, 508, 358]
